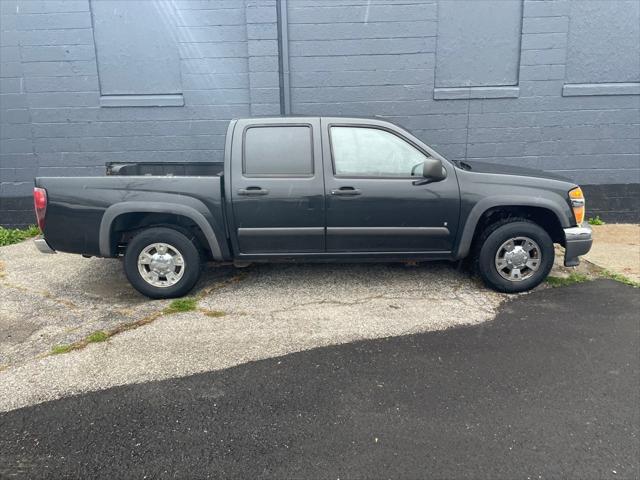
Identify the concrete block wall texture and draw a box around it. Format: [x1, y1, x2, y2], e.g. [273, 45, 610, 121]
[1, 0, 639, 227]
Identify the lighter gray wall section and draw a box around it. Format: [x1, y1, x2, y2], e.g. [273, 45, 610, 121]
[566, 0, 640, 84]
[435, 0, 522, 88]
[91, 0, 183, 96]
[0, 0, 37, 211]
[1, 0, 639, 225]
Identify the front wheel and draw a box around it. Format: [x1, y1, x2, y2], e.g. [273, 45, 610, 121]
[124, 227, 202, 299]
[476, 219, 554, 293]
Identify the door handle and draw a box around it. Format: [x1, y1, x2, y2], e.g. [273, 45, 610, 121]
[237, 187, 269, 196]
[331, 186, 361, 196]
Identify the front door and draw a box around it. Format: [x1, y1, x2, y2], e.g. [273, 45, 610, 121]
[230, 118, 325, 255]
[321, 118, 460, 253]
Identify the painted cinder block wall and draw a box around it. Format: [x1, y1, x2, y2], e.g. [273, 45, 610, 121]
[1, 0, 638, 227]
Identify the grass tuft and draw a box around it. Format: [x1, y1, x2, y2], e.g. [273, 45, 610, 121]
[588, 216, 605, 225]
[0, 226, 40, 247]
[51, 344, 74, 355]
[86, 330, 109, 343]
[202, 309, 226, 318]
[164, 297, 198, 314]
[600, 270, 640, 288]
[546, 272, 589, 287]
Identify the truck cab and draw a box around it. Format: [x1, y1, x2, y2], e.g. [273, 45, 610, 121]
[226, 117, 459, 259]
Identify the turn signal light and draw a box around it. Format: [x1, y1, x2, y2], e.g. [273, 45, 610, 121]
[569, 187, 585, 225]
[33, 187, 47, 230]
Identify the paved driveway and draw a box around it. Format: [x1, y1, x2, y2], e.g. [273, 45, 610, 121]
[1, 280, 637, 479]
[0, 239, 504, 411]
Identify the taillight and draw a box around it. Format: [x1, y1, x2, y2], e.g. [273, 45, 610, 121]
[33, 187, 47, 231]
[568, 187, 585, 225]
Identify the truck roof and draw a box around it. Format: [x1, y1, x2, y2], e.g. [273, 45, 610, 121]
[233, 115, 392, 122]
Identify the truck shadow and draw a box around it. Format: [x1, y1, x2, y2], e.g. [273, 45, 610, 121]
[193, 259, 476, 299]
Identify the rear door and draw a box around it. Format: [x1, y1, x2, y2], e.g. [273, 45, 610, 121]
[230, 118, 325, 255]
[321, 118, 460, 254]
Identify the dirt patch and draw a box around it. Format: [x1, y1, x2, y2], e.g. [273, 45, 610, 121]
[585, 224, 640, 283]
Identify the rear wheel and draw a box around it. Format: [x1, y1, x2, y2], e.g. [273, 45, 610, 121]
[476, 219, 554, 293]
[124, 227, 201, 299]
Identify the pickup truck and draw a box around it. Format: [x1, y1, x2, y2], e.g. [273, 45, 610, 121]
[33, 116, 593, 298]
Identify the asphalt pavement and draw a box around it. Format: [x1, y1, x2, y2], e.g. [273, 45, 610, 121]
[1, 279, 638, 479]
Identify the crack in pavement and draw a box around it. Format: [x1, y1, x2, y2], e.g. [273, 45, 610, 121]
[0, 243, 170, 367]
[0, 279, 80, 310]
[263, 277, 503, 319]
[40, 271, 252, 357]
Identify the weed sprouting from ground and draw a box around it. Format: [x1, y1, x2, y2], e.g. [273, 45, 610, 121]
[51, 344, 74, 355]
[587, 216, 605, 225]
[546, 272, 589, 287]
[164, 297, 199, 314]
[600, 270, 640, 288]
[86, 331, 109, 343]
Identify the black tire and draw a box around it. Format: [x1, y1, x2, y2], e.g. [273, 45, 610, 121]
[475, 218, 554, 293]
[124, 227, 202, 299]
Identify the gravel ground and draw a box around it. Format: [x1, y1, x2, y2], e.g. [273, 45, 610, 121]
[0, 240, 232, 367]
[0, 239, 507, 412]
[0, 248, 151, 366]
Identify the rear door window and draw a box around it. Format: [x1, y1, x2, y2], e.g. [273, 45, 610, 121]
[243, 126, 313, 177]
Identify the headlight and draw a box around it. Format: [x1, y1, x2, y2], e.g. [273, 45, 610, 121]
[569, 187, 585, 224]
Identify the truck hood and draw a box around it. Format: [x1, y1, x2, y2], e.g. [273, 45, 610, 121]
[454, 160, 573, 183]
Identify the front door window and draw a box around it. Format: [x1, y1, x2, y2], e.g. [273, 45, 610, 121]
[330, 126, 428, 177]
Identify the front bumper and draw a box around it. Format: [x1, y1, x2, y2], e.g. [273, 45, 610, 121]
[34, 236, 56, 254]
[563, 223, 592, 267]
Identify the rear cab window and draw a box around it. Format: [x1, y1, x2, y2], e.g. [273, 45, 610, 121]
[243, 126, 313, 177]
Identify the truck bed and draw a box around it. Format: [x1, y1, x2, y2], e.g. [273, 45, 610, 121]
[36, 175, 229, 259]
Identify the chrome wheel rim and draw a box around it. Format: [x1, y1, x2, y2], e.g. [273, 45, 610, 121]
[137, 242, 185, 288]
[494, 236, 541, 282]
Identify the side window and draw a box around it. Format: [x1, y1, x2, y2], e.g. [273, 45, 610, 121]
[244, 126, 313, 177]
[330, 127, 428, 177]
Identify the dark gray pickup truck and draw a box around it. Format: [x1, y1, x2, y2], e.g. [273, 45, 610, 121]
[33, 116, 592, 298]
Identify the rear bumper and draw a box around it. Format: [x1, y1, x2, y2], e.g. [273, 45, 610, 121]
[34, 236, 56, 254]
[563, 223, 592, 267]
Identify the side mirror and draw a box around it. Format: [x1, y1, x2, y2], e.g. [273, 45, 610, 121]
[413, 158, 446, 185]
